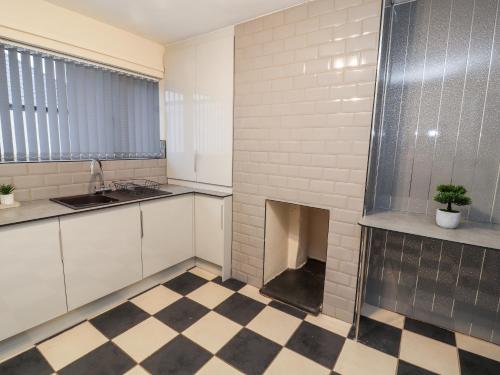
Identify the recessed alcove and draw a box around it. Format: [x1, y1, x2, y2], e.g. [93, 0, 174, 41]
[261, 200, 329, 314]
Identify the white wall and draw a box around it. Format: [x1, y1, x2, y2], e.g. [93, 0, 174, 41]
[0, 0, 164, 78]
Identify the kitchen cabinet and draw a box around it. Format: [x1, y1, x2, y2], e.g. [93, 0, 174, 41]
[165, 26, 234, 187]
[0, 219, 67, 341]
[60, 205, 142, 310]
[195, 194, 232, 280]
[140, 195, 194, 278]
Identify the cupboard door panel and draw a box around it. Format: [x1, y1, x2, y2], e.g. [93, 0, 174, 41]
[195, 195, 224, 266]
[60, 205, 142, 310]
[141, 195, 194, 278]
[0, 219, 67, 341]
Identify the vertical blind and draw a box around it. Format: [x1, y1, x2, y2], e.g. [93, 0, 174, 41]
[0, 43, 161, 162]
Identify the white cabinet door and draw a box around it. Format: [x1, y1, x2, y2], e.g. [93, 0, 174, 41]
[165, 43, 197, 182]
[195, 195, 225, 266]
[165, 27, 234, 187]
[195, 31, 234, 187]
[0, 219, 67, 341]
[141, 195, 194, 278]
[60, 205, 142, 310]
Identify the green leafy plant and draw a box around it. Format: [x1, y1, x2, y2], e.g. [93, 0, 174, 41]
[434, 184, 471, 212]
[0, 184, 15, 195]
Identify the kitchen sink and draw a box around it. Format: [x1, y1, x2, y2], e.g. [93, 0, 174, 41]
[50, 193, 120, 210]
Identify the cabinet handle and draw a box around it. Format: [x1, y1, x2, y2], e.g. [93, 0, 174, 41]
[220, 204, 223, 230]
[140, 210, 144, 238]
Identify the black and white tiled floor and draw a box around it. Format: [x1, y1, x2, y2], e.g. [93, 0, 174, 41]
[1, 267, 500, 375]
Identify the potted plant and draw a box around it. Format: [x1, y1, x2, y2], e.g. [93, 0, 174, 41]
[433, 184, 471, 229]
[0, 184, 15, 205]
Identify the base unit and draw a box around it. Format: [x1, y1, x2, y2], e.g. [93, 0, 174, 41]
[60, 205, 142, 310]
[0, 219, 67, 341]
[141, 195, 194, 278]
[195, 194, 232, 280]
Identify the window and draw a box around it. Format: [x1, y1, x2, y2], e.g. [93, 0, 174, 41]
[0, 43, 161, 162]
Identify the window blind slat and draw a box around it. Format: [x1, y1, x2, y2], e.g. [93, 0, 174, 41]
[134, 79, 143, 158]
[44, 58, 60, 160]
[146, 81, 155, 157]
[55, 60, 70, 160]
[95, 69, 106, 158]
[66, 63, 80, 159]
[119, 75, 129, 159]
[76, 66, 89, 159]
[110, 73, 120, 158]
[85, 67, 98, 158]
[8, 49, 27, 160]
[152, 80, 160, 156]
[127, 78, 136, 158]
[0, 46, 13, 161]
[21, 52, 38, 161]
[33, 55, 50, 160]
[103, 71, 114, 159]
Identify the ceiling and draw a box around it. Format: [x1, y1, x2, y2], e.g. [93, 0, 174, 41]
[46, 0, 307, 45]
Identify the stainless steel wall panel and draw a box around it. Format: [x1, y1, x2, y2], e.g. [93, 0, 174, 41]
[390, 0, 429, 212]
[365, 229, 387, 306]
[395, 234, 422, 315]
[452, 245, 484, 333]
[374, 3, 412, 210]
[408, 0, 452, 214]
[413, 238, 441, 322]
[451, 0, 498, 218]
[379, 231, 404, 310]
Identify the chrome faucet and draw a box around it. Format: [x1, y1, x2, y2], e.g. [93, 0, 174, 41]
[90, 159, 108, 194]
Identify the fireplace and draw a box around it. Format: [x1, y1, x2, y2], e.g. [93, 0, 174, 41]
[261, 200, 329, 314]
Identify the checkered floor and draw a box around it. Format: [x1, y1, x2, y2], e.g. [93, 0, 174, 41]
[1, 267, 500, 375]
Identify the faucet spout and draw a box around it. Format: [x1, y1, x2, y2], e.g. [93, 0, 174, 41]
[90, 159, 107, 193]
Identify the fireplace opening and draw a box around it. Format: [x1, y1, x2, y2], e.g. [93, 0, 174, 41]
[261, 200, 329, 314]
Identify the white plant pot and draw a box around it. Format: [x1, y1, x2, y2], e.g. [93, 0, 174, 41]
[436, 208, 461, 229]
[0, 193, 14, 205]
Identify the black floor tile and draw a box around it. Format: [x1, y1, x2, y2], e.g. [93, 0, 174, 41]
[142, 335, 212, 375]
[459, 349, 500, 375]
[90, 301, 149, 339]
[348, 316, 401, 357]
[214, 293, 266, 325]
[0, 348, 53, 375]
[217, 328, 281, 375]
[58, 342, 135, 375]
[260, 259, 325, 314]
[155, 297, 210, 332]
[269, 300, 307, 319]
[404, 317, 456, 346]
[397, 360, 438, 375]
[164, 272, 208, 295]
[286, 321, 345, 368]
[213, 276, 246, 291]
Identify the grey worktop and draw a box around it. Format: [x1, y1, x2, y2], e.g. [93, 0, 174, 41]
[358, 210, 500, 251]
[0, 184, 231, 228]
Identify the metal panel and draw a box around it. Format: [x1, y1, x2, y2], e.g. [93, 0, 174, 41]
[390, 0, 431, 211]
[395, 234, 422, 315]
[408, 0, 452, 213]
[379, 231, 404, 310]
[365, 228, 387, 306]
[374, 2, 412, 210]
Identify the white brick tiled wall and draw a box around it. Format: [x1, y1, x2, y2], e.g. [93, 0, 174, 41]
[0, 159, 167, 202]
[232, 0, 382, 322]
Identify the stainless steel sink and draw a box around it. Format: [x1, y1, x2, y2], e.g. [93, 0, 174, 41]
[50, 194, 120, 210]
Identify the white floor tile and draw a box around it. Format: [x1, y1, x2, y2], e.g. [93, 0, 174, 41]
[361, 304, 405, 329]
[187, 282, 234, 309]
[333, 339, 398, 375]
[37, 321, 108, 371]
[131, 285, 182, 314]
[183, 312, 242, 353]
[455, 332, 500, 362]
[399, 330, 460, 375]
[112, 317, 177, 362]
[305, 313, 351, 337]
[265, 348, 330, 375]
[247, 306, 301, 345]
[238, 285, 271, 304]
[124, 365, 151, 375]
[196, 357, 243, 374]
[189, 267, 218, 280]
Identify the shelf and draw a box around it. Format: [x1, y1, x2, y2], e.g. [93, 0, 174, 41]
[359, 211, 500, 251]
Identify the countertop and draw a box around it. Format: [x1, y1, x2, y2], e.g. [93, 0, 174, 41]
[0, 184, 231, 228]
[358, 210, 500, 251]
